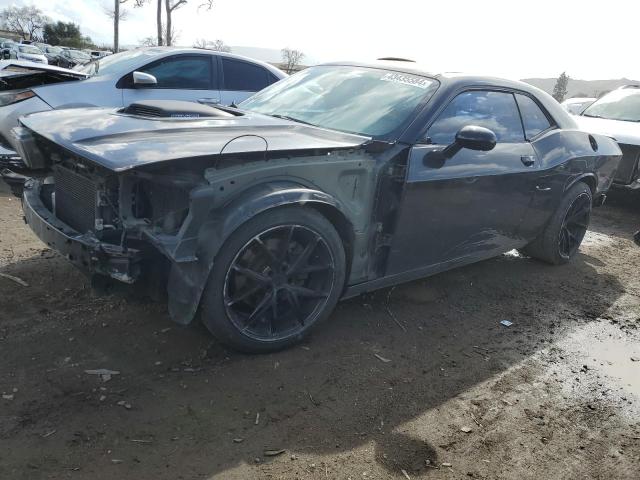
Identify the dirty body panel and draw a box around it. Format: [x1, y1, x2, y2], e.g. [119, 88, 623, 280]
[9, 64, 622, 347]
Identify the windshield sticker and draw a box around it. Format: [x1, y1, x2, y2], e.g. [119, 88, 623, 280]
[380, 72, 431, 89]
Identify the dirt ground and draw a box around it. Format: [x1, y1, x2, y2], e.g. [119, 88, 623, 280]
[0, 180, 639, 480]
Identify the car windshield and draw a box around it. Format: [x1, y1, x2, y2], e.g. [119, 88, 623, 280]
[582, 88, 640, 122]
[19, 45, 41, 54]
[76, 48, 163, 77]
[240, 65, 439, 138]
[68, 50, 90, 61]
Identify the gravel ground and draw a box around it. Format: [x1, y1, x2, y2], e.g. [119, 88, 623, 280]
[0, 180, 639, 480]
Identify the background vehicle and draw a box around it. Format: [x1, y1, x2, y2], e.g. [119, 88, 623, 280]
[6, 63, 621, 352]
[0, 47, 286, 166]
[575, 85, 640, 189]
[88, 50, 113, 60]
[1, 41, 17, 59]
[42, 45, 63, 64]
[8, 44, 47, 64]
[561, 96, 596, 115]
[55, 49, 90, 68]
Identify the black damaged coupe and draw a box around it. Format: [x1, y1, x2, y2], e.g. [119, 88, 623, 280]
[4, 62, 622, 351]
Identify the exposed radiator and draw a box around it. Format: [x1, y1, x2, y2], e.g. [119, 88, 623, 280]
[54, 165, 97, 233]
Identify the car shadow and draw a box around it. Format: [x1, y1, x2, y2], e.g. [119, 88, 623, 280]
[0, 236, 626, 478]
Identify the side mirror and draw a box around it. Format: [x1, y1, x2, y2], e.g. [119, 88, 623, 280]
[424, 125, 497, 168]
[132, 71, 157, 86]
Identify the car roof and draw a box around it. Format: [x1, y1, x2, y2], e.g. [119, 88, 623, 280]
[320, 60, 576, 130]
[132, 46, 287, 79]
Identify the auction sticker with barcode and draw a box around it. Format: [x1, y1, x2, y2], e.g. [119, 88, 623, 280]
[380, 72, 432, 89]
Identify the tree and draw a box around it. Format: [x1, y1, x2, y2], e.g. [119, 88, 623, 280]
[163, 0, 214, 46]
[281, 48, 304, 74]
[193, 38, 231, 52]
[552, 72, 570, 103]
[42, 21, 92, 48]
[0, 5, 49, 41]
[104, 1, 147, 53]
[156, 0, 163, 46]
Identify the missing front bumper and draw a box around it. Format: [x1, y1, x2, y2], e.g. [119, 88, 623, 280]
[22, 178, 142, 283]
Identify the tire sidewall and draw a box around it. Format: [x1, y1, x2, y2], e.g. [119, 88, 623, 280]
[200, 206, 346, 353]
[548, 182, 592, 264]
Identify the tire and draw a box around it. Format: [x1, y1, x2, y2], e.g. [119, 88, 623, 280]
[520, 182, 592, 265]
[200, 206, 346, 353]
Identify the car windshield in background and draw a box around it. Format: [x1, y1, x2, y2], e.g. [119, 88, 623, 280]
[19, 45, 42, 55]
[69, 50, 90, 61]
[582, 88, 640, 122]
[240, 66, 439, 138]
[46, 46, 62, 53]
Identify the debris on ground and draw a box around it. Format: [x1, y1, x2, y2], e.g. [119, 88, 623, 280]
[2, 394, 14, 400]
[0, 272, 28, 287]
[374, 353, 392, 363]
[85, 369, 120, 382]
[264, 449, 286, 457]
[461, 426, 473, 433]
[500, 320, 514, 327]
[401, 468, 411, 479]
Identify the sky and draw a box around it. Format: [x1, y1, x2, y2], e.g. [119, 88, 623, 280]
[5, 0, 640, 80]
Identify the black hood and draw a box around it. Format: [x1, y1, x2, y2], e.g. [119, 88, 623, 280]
[19, 103, 371, 172]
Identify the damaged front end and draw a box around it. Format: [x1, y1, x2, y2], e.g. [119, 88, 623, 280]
[17, 133, 198, 289]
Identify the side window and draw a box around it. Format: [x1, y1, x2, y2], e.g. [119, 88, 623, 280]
[140, 55, 211, 89]
[222, 58, 272, 92]
[427, 91, 525, 144]
[515, 94, 553, 139]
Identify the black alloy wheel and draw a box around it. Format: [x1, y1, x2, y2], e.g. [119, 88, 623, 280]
[224, 224, 335, 342]
[200, 206, 346, 352]
[558, 191, 591, 259]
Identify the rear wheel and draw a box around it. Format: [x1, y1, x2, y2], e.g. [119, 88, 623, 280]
[520, 182, 592, 265]
[200, 206, 346, 353]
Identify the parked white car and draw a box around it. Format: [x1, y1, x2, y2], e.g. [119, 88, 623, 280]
[0, 47, 286, 167]
[561, 96, 595, 115]
[574, 85, 640, 189]
[10, 44, 48, 64]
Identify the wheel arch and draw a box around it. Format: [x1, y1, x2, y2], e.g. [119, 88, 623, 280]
[565, 173, 597, 196]
[166, 181, 355, 326]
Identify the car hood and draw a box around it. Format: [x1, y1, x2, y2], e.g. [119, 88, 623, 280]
[19, 106, 371, 172]
[574, 115, 640, 145]
[0, 60, 87, 90]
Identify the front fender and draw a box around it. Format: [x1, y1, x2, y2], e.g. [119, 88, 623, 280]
[166, 181, 350, 325]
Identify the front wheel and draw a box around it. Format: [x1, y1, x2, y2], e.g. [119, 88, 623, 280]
[200, 206, 346, 353]
[520, 182, 592, 265]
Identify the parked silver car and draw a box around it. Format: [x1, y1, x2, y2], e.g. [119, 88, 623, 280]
[575, 85, 640, 189]
[0, 47, 286, 168]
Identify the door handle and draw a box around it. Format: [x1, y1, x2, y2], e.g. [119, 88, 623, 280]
[536, 185, 552, 192]
[521, 155, 536, 167]
[197, 97, 220, 105]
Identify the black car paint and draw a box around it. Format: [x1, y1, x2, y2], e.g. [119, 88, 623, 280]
[11, 65, 622, 327]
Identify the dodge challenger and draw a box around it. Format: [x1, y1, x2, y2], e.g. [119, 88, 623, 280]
[3, 62, 622, 352]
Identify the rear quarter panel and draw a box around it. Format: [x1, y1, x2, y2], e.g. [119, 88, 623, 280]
[521, 129, 621, 240]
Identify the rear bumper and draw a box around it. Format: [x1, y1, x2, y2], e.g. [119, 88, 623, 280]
[22, 178, 142, 283]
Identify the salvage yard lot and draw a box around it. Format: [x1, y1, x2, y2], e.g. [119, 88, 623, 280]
[0, 180, 639, 479]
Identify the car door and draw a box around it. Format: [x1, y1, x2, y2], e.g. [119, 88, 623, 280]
[386, 89, 539, 276]
[122, 54, 220, 106]
[219, 56, 279, 105]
